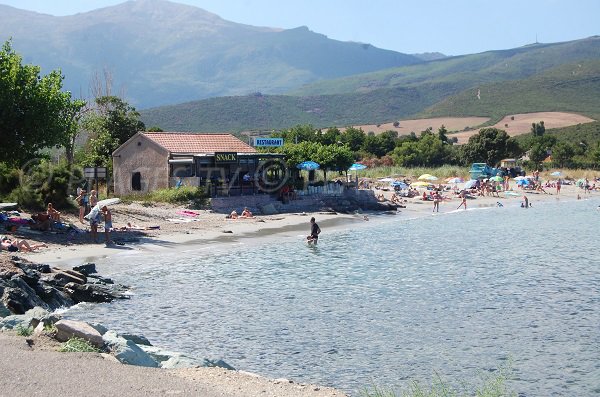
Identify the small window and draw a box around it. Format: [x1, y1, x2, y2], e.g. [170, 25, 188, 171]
[132, 172, 141, 191]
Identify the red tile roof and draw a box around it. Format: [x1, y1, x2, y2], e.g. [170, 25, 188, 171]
[142, 132, 256, 154]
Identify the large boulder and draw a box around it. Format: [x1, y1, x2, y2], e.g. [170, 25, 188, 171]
[63, 282, 128, 303]
[0, 301, 10, 317]
[121, 333, 152, 346]
[42, 271, 86, 288]
[0, 306, 51, 330]
[161, 355, 205, 369]
[33, 283, 74, 309]
[55, 319, 104, 348]
[102, 330, 159, 367]
[72, 263, 97, 275]
[1, 277, 49, 314]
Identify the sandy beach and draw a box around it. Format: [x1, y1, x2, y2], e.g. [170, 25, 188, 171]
[15, 182, 592, 265]
[2, 181, 596, 396]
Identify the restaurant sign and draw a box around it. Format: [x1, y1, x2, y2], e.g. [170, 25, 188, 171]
[253, 137, 284, 147]
[215, 152, 238, 164]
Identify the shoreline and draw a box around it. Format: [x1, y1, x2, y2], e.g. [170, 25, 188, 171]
[18, 183, 594, 266]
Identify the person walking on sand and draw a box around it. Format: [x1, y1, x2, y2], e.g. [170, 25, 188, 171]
[101, 206, 113, 245]
[76, 190, 87, 223]
[556, 179, 561, 195]
[307, 217, 321, 245]
[90, 190, 98, 208]
[457, 197, 467, 210]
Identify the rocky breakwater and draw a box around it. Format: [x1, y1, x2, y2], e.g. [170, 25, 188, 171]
[0, 255, 235, 371]
[0, 256, 128, 315]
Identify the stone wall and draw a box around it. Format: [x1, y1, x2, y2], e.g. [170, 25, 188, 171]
[113, 138, 169, 196]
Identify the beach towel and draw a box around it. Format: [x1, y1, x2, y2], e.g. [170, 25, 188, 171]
[176, 210, 199, 217]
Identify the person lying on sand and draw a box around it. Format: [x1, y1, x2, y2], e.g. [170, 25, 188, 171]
[240, 207, 253, 218]
[0, 236, 47, 252]
[226, 210, 238, 219]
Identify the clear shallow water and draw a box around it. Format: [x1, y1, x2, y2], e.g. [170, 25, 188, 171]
[67, 198, 600, 396]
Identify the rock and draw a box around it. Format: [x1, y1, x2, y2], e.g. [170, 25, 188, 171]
[88, 322, 109, 336]
[139, 345, 181, 363]
[33, 321, 45, 336]
[63, 282, 128, 304]
[203, 358, 236, 371]
[121, 333, 152, 346]
[33, 283, 74, 309]
[87, 274, 114, 284]
[72, 263, 97, 275]
[102, 330, 159, 367]
[1, 277, 49, 314]
[43, 271, 86, 287]
[161, 354, 205, 369]
[260, 203, 278, 215]
[0, 306, 50, 330]
[0, 301, 11, 317]
[55, 319, 104, 348]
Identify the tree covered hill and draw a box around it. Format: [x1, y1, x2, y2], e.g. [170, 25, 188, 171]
[0, 0, 421, 108]
[420, 60, 600, 121]
[140, 39, 600, 133]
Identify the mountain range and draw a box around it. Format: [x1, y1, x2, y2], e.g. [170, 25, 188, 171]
[2, 0, 599, 134]
[0, 0, 421, 108]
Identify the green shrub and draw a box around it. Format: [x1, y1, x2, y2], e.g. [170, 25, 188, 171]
[59, 337, 101, 353]
[15, 324, 33, 336]
[3, 160, 82, 210]
[361, 366, 516, 397]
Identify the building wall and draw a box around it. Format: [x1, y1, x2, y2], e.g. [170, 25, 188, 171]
[113, 138, 169, 195]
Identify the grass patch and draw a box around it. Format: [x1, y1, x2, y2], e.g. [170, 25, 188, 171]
[15, 324, 33, 337]
[59, 337, 101, 353]
[43, 323, 58, 334]
[361, 365, 516, 397]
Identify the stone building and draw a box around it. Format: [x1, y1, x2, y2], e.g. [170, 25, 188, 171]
[112, 132, 285, 196]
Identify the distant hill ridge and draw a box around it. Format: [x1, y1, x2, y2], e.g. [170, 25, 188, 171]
[140, 37, 600, 132]
[0, 0, 421, 108]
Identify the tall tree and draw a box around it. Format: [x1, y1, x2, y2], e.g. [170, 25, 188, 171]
[460, 128, 520, 165]
[0, 41, 81, 166]
[81, 96, 145, 168]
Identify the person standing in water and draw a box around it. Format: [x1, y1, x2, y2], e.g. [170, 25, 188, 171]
[307, 217, 321, 245]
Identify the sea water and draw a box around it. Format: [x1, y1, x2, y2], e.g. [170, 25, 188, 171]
[66, 198, 600, 396]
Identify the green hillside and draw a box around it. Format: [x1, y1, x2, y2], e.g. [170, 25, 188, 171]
[141, 36, 600, 132]
[291, 36, 600, 96]
[420, 60, 600, 121]
[140, 82, 466, 132]
[515, 121, 600, 147]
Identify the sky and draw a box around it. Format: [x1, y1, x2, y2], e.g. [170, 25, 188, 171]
[1, 0, 599, 55]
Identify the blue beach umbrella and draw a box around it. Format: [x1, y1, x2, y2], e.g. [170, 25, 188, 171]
[296, 161, 320, 171]
[348, 163, 367, 171]
[516, 179, 530, 186]
[551, 171, 562, 177]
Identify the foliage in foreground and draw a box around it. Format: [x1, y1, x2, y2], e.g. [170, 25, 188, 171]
[15, 324, 33, 337]
[59, 337, 101, 353]
[361, 367, 516, 397]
